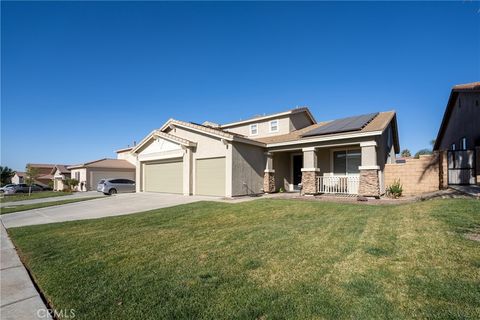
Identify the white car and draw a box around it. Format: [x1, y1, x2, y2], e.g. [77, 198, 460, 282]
[0, 184, 16, 193]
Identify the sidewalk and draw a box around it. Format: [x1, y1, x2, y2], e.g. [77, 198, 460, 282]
[0, 191, 102, 208]
[0, 222, 51, 320]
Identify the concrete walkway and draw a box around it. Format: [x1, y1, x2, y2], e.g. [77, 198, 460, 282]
[450, 185, 480, 199]
[0, 222, 51, 320]
[1, 193, 218, 229]
[0, 191, 103, 208]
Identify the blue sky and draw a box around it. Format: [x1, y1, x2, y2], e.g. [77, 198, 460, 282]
[1, 1, 479, 171]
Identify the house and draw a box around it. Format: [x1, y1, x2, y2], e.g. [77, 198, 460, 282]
[129, 107, 399, 197]
[68, 158, 136, 191]
[433, 82, 480, 185]
[25, 163, 57, 187]
[11, 172, 26, 184]
[51, 165, 71, 191]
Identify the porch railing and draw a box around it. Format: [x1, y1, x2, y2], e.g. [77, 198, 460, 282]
[316, 175, 360, 195]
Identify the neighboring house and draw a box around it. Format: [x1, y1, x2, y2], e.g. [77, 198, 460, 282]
[11, 172, 26, 184]
[116, 147, 136, 165]
[433, 82, 480, 185]
[129, 107, 399, 197]
[25, 163, 56, 187]
[68, 159, 136, 191]
[51, 165, 71, 191]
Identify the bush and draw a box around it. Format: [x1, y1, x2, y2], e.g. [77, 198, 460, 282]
[386, 179, 403, 198]
[279, 187, 285, 193]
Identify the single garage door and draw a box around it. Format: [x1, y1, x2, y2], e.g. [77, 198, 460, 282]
[196, 157, 225, 196]
[144, 160, 183, 193]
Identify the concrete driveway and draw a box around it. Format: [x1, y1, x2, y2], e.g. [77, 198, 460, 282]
[1, 193, 218, 229]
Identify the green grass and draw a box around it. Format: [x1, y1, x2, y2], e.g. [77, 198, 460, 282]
[0, 191, 72, 203]
[9, 199, 480, 319]
[1, 197, 102, 214]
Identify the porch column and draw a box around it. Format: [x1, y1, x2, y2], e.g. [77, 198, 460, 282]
[263, 152, 276, 193]
[358, 141, 380, 198]
[301, 147, 319, 195]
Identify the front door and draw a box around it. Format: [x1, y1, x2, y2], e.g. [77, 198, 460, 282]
[292, 155, 303, 190]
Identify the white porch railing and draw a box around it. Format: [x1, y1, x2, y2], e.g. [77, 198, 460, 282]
[316, 175, 360, 195]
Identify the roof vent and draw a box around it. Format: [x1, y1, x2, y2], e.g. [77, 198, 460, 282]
[202, 121, 220, 128]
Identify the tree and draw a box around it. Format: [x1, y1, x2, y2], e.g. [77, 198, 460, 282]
[0, 166, 15, 185]
[400, 149, 411, 158]
[64, 178, 79, 191]
[414, 148, 432, 158]
[25, 166, 40, 195]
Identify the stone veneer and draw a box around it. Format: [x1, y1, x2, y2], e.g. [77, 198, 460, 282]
[358, 169, 380, 197]
[263, 171, 276, 193]
[301, 171, 318, 195]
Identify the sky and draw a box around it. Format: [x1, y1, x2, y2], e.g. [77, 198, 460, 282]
[1, 1, 479, 171]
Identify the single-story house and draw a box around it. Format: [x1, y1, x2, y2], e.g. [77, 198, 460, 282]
[433, 82, 480, 185]
[128, 107, 399, 197]
[68, 158, 136, 191]
[51, 165, 71, 191]
[11, 171, 26, 184]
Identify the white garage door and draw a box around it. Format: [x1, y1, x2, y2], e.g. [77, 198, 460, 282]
[90, 171, 135, 191]
[196, 157, 225, 196]
[143, 160, 183, 194]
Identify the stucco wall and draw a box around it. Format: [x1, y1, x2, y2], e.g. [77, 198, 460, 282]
[70, 168, 88, 191]
[439, 92, 480, 150]
[231, 142, 265, 196]
[167, 126, 227, 159]
[289, 112, 312, 131]
[117, 151, 138, 165]
[384, 154, 441, 195]
[273, 152, 292, 191]
[224, 115, 292, 138]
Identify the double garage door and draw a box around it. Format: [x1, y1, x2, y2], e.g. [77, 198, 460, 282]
[143, 157, 225, 196]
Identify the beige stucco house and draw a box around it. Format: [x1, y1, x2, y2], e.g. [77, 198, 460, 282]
[128, 107, 399, 197]
[68, 158, 136, 191]
[51, 165, 71, 191]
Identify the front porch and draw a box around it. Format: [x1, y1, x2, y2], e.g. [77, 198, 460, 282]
[263, 141, 384, 197]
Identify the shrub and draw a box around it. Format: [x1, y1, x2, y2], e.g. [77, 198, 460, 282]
[386, 179, 403, 198]
[279, 187, 285, 193]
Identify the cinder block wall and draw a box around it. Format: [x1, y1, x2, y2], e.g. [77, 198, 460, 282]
[384, 154, 442, 195]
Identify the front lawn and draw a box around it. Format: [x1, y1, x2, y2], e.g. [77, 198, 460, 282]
[1, 197, 102, 214]
[0, 191, 72, 203]
[9, 199, 480, 319]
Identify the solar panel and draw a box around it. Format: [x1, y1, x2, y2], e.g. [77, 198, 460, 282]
[302, 112, 379, 137]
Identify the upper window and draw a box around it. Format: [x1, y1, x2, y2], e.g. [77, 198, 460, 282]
[461, 137, 467, 150]
[333, 149, 361, 175]
[451, 143, 456, 151]
[250, 123, 258, 136]
[269, 120, 279, 133]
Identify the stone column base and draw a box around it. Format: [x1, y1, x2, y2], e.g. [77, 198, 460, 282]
[301, 170, 319, 195]
[358, 169, 380, 198]
[263, 171, 275, 193]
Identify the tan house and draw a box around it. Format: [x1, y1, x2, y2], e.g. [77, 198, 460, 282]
[51, 165, 71, 191]
[68, 159, 136, 191]
[129, 107, 399, 197]
[434, 82, 480, 185]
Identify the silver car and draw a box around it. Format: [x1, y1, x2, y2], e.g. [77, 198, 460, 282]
[97, 179, 136, 195]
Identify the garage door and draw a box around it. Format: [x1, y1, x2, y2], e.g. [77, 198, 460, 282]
[90, 171, 136, 191]
[196, 157, 225, 196]
[144, 160, 183, 193]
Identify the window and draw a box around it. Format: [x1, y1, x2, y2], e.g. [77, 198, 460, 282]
[451, 143, 456, 151]
[250, 123, 258, 135]
[333, 149, 361, 175]
[269, 120, 279, 133]
[461, 137, 467, 150]
[75, 172, 80, 180]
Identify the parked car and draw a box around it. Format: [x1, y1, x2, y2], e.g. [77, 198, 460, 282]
[0, 184, 16, 193]
[34, 184, 52, 191]
[11, 184, 43, 193]
[97, 179, 136, 195]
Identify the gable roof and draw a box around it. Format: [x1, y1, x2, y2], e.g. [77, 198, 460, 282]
[14, 171, 26, 177]
[50, 165, 70, 175]
[254, 111, 399, 151]
[68, 159, 135, 170]
[26, 163, 56, 169]
[219, 107, 316, 128]
[131, 130, 197, 154]
[116, 147, 133, 153]
[434, 82, 480, 150]
[159, 119, 265, 147]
